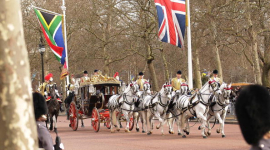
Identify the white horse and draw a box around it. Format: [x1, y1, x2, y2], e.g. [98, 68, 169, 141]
[107, 81, 139, 133]
[134, 81, 151, 133]
[167, 83, 190, 134]
[205, 83, 232, 138]
[143, 83, 173, 135]
[172, 79, 222, 138]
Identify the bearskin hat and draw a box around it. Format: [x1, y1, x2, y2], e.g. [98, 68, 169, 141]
[139, 72, 144, 76]
[235, 85, 270, 146]
[213, 70, 218, 74]
[44, 73, 53, 81]
[33, 92, 48, 120]
[94, 70, 98, 73]
[84, 70, 88, 74]
[177, 70, 182, 74]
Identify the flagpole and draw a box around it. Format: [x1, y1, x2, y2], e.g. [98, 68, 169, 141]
[187, 0, 193, 89]
[61, 0, 70, 86]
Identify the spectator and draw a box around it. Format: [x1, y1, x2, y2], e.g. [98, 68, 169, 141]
[236, 85, 270, 150]
[33, 92, 54, 150]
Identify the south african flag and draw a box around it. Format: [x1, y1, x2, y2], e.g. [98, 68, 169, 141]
[34, 8, 66, 65]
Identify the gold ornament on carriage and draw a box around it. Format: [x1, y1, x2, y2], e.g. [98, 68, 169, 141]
[80, 72, 120, 86]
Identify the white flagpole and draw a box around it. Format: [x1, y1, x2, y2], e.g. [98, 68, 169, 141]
[61, 0, 70, 86]
[187, 0, 193, 89]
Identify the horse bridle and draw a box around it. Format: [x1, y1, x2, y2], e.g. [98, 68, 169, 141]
[122, 83, 139, 106]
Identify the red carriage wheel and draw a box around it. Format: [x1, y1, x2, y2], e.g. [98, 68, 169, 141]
[104, 117, 111, 129]
[129, 115, 134, 131]
[92, 107, 100, 132]
[69, 101, 78, 131]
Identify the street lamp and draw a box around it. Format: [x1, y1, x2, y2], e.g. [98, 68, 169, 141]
[39, 37, 45, 83]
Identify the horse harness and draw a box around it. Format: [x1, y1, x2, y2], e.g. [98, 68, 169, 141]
[148, 93, 170, 116]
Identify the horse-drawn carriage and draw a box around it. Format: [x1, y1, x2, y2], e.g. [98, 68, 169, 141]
[68, 74, 134, 132]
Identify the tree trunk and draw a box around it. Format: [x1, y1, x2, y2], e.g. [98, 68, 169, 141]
[147, 59, 159, 91]
[211, 19, 223, 81]
[0, 0, 38, 149]
[245, 0, 262, 84]
[262, 36, 270, 87]
[252, 33, 262, 84]
[214, 44, 223, 81]
[193, 47, 202, 89]
[160, 48, 170, 82]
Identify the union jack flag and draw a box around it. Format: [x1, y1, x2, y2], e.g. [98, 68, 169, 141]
[155, 0, 186, 48]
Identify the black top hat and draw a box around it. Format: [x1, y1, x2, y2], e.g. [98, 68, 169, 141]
[94, 70, 98, 73]
[236, 85, 270, 146]
[84, 70, 88, 74]
[139, 72, 144, 76]
[213, 70, 218, 74]
[33, 92, 48, 120]
[177, 70, 182, 74]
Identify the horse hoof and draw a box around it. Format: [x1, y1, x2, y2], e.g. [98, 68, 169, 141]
[182, 135, 186, 138]
[207, 132, 211, 136]
[147, 132, 152, 135]
[125, 129, 130, 133]
[142, 131, 146, 133]
[203, 136, 207, 139]
[216, 129, 220, 133]
[156, 126, 160, 129]
[178, 133, 182, 136]
[116, 129, 120, 132]
[198, 126, 201, 130]
[222, 135, 225, 138]
[169, 131, 172, 134]
[136, 128, 139, 132]
[186, 132, 189, 135]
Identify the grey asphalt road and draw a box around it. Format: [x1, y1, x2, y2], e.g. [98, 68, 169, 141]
[50, 116, 249, 150]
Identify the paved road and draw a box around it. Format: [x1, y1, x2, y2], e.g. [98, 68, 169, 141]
[50, 116, 249, 150]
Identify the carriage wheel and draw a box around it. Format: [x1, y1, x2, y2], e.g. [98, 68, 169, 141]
[92, 107, 100, 132]
[69, 101, 78, 131]
[104, 117, 111, 129]
[129, 115, 134, 131]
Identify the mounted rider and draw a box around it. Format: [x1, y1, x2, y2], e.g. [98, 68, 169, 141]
[171, 70, 186, 99]
[211, 69, 223, 85]
[168, 70, 186, 111]
[80, 70, 90, 83]
[93, 69, 99, 76]
[135, 72, 148, 109]
[45, 73, 62, 103]
[38, 73, 51, 97]
[210, 69, 223, 104]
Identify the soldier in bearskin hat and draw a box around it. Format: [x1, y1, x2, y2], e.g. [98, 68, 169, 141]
[236, 85, 270, 149]
[33, 92, 54, 150]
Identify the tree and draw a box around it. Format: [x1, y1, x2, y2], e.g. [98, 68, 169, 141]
[0, 0, 38, 150]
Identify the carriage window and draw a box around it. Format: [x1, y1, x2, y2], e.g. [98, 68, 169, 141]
[105, 86, 109, 95]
